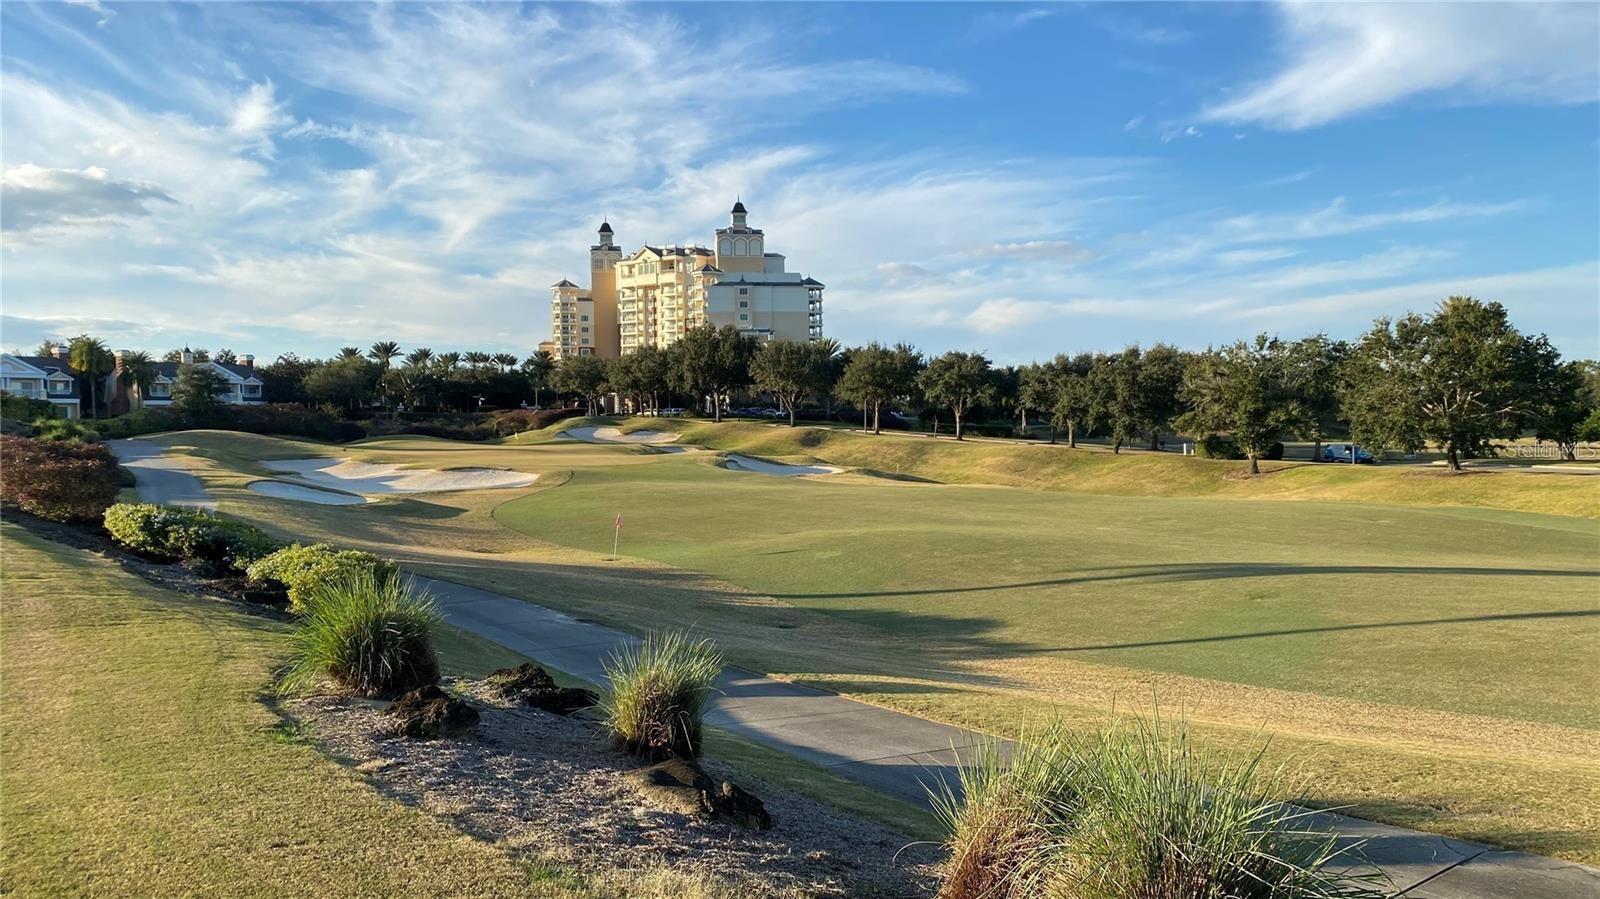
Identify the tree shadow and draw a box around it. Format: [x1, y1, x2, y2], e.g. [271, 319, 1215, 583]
[769, 562, 1600, 601]
[1017, 609, 1600, 654]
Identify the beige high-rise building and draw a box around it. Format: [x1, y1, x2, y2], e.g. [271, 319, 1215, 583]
[547, 201, 823, 358]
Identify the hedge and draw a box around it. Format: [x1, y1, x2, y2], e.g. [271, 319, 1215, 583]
[0, 435, 122, 522]
[247, 543, 398, 612]
[103, 503, 280, 572]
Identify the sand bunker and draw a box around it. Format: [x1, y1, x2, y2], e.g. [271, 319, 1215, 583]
[248, 480, 371, 505]
[561, 426, 680, 445]
[724, 454, 841, 477]
[262, 458, 537, 494]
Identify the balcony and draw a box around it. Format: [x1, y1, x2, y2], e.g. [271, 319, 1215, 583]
[3, 386, 47, 400]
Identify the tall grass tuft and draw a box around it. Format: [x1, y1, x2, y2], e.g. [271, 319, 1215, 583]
[600, 631, 722, 761]
[932, 724, 1085, 899]
[277, 570, 441, 698]
[936, 715, 1387, 899]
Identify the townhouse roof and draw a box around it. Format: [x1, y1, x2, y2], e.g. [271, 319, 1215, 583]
[551, 278, 581, 288]
[8, 355, 81, 396]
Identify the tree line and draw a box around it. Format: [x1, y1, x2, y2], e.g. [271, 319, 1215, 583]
[546, 296, 1599, 473]
[24, 296, 1598, 472]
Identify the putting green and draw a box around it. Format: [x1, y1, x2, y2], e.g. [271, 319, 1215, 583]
[496, 457, 1600, 730]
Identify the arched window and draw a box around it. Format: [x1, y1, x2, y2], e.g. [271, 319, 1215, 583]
[734, 238, 748, 255]
[719, 238, 731, 255]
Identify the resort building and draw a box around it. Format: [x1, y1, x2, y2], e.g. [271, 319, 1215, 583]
[108, 348, 266, 413]
[0, 347, 83, 418]
[547, 201, 823, 358]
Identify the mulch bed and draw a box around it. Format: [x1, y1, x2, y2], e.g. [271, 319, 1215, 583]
[284, 679, 941, 898]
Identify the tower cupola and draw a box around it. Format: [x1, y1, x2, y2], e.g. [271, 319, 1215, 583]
[730, 199, 748, 229]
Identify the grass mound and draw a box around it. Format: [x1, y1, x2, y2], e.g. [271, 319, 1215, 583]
[935, 717, 1386, 899]
[279, 570, 441, 698]
[600, 632, 722, 760]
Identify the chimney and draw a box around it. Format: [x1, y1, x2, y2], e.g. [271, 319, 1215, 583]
[239, 354, 254, 371]
[52, 343, 69, 361]
[113, 349, 129, 373]
[180, 347, 194, 365]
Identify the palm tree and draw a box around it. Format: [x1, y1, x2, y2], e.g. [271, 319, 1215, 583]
[492, 352, 519, 372]
[369, 341, 401, 368]
[337, 347, 362, 361]
[437, 351, 462, 370]
[405, 347, 434, 368]
[522, 350, 555, 408]
[67, 335, 114, 418]
[117, 350, 157, 408]
[464, 351, 491, 369]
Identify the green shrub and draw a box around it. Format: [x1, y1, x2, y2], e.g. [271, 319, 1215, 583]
[102, 502, 279, 572]
[1196, 433, 1245, 460]
[96, 407, 178, 440]
[0, 435, 121, 522]
[934, 716, 1386, 899]
[278, 570, 441, 698]
[1, 394, 58, 421]
[247, 543, 397, 612]
[600, 631, 723, 760]
[30, 417, 101, 444]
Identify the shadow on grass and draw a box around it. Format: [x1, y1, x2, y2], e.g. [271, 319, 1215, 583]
[769, 562, 1600, 601]
[1017, 609, 1600, 654]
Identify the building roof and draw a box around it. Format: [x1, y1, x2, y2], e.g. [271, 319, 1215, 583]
[698, 263, 722, 273]
[801, 277, 824, 287]
[149, 359, 261, 383]
[710, 273, 821, 288]
[599, 220, 613, 232]
[7, 355, 80, 396]
[636, 245, 713, 257]
[551, 278, 581, 288]
[731, 200, 747, 214]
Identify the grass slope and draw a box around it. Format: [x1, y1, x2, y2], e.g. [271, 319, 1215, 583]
[650, 420, 1599, 518]
[0, 524, 545, 897]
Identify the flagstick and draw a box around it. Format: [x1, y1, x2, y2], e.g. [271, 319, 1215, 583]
[612, 513, 621, 562]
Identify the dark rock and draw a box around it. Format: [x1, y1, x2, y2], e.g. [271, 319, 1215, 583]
[632, 758, 773, 830]
[483, 663, 598, 716]
[385, 684, 479, 739]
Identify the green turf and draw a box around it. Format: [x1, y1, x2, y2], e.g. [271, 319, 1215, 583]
[495, 457, 1600, 730]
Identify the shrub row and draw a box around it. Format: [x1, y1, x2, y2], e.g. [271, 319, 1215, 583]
[246, 543, 396, 612]
[0, 436, 122, 522]
[102, 503, 278, 573]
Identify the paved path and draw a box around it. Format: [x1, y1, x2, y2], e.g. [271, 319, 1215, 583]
[108, 439, 216, 509]
[116, 438, 1600, 898]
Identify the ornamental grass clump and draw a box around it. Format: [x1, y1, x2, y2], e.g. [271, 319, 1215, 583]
[278, 570, 441, 699]
[600, 631, 722, 761]
[932, 724, 1086, 899]
[936, 716, 1387, 899]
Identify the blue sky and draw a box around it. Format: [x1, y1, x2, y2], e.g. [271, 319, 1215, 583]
[3, 1, 1597, 363]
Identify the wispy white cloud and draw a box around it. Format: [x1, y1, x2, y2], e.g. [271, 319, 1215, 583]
[1203, 3, 1600, 129]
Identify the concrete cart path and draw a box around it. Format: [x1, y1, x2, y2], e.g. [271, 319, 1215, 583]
[109, 439, 217, 509]
[115, 438, 1600, 898]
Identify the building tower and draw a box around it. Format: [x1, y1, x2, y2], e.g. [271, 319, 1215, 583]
[713, 199, 765, 274]
[588, 221, 622, 357]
